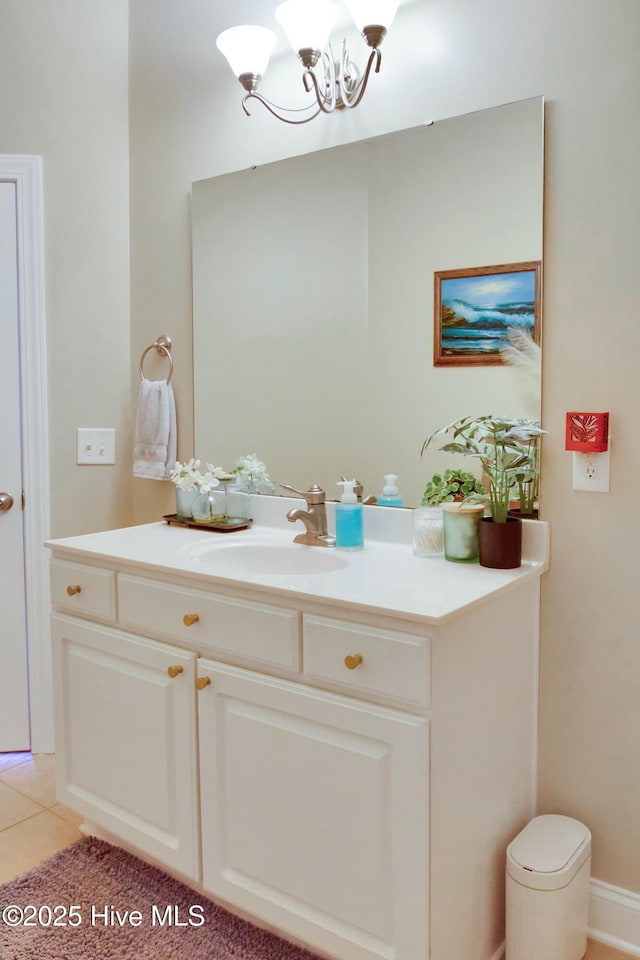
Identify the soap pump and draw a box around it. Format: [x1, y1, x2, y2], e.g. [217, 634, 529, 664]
[378, 474, 404, 507]
[335, 479, 364, 550]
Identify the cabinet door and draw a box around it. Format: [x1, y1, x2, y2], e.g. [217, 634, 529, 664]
[198, 660, 429, 960]
[51, 615, 200, 879]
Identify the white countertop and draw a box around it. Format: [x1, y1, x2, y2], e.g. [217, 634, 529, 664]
[46, 497, 549, 626]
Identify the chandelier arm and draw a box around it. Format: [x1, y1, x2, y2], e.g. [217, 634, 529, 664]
[340, 47, 382, 109]
[303, 69, 336, 114]
[241, 92, 322, 125]
[303, 49, 337, 113]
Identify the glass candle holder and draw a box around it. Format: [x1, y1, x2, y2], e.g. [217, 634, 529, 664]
[442, 502, 485, 562]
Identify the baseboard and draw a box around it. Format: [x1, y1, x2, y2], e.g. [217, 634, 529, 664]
[491, 880, 640, 960]
[589, 878, 640, 956]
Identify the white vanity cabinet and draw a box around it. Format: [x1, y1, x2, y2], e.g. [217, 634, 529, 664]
[50, 561, 430, 960]
[198, 660, 428, 960]
[50, 615, 200, 879]
[47, 520, 547, 960]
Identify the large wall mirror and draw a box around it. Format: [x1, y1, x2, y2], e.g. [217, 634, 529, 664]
[192, 97, 543, 507]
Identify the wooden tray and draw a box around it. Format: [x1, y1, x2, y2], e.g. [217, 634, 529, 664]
[163, 514, 253, 533]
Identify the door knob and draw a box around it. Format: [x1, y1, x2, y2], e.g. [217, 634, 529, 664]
[0, 492, 14, 512]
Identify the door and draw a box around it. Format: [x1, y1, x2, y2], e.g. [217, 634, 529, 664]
[198, 660, 429, 960]
[0, 180, 30, 751]
[51, 615, 200, 879]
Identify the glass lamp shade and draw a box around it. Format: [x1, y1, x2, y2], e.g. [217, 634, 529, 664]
[343, 0, 400, 31]
[216, 25, 277, 79]
[275, 0, 338, 55]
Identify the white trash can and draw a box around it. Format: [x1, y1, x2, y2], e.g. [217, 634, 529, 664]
[506, 814, 591, 960]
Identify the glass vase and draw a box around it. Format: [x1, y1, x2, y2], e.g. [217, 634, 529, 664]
[191, 489, 226, 524]
[225, 480, 251, 519]
[175, 487, 198, 520]
[249, 478, 275, 495]
[412, 506, 444, 557]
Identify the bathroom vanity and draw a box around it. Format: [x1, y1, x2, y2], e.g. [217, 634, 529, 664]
[46, 498, 548, 960]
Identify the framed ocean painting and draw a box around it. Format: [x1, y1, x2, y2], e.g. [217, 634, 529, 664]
[433, 261, 541, 366]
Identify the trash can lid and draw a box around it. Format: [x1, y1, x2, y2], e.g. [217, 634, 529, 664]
[507, 815, 591, 890]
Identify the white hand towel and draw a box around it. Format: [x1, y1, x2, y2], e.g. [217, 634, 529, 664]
[133, 377, 177, 480]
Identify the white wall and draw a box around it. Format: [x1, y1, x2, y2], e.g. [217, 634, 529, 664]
[0, 0, 131, 537]
[129, 0, 640, 892]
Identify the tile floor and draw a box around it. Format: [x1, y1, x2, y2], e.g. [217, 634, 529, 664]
[0, 752, 82, 885]
[0, 753, 635, 959]
[586, 943, 637, 960]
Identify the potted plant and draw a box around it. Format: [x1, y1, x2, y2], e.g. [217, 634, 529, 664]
[421, 468, 486, 506]
[413, 469, 488, 560]
[421, 416, 545, 568]
[511, 433, 541, 518]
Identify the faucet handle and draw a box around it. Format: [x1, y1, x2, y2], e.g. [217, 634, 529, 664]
[280, 483, 326, 504]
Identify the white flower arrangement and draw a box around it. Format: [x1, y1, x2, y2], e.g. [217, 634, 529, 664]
[169, 458, 202, 491]
[198, 465, 223, 493]
[171, 455, 271, 500]
[169, 459, 223, 493]
[232, 453, 271, 485]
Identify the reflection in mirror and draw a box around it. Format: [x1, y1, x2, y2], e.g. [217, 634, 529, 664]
[192, 97, 543, 507]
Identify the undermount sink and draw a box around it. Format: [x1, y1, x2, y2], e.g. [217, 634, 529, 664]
[189, 542, 350, 576]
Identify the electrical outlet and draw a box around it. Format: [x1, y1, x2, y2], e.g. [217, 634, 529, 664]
[573, 450, 609, 492]
[77, 428, 116, 465]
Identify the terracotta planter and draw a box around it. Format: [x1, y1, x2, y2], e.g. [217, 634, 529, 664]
[478, 516, 522, 569]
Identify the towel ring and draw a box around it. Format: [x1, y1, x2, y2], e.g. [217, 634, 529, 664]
[139, 335, 173, 384]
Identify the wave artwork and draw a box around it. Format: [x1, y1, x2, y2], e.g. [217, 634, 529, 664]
[434, 262, 541, 366]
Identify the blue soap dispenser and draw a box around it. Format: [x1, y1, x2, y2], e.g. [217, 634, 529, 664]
[335, 479, 364, 550]
[378, 474, 404, 507]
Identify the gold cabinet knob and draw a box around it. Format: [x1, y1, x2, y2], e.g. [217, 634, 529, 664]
[196, 676, 211, 691]
[344, 654, 363, 670]
[66, 585, 82, 596]
[183, 613, 200, 627]
[167, 665, 184, 679]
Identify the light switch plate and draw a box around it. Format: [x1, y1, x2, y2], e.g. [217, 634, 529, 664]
[77, 428, 116, 465]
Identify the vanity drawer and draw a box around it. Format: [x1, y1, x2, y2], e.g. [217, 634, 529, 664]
[117, 574, 301, 672]
[50, 559, 116, 622]
[302, 615, 430, 708]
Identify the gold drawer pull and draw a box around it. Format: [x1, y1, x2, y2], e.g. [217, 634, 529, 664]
[66, 584, 82, 596]
[196, 676, 211, 691]
[167, 665, 184, 679]
[183, 613, 200, 627]
[344, 654, 363, 670]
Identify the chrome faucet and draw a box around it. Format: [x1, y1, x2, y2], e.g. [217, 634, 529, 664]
[280, 484, 336, 547]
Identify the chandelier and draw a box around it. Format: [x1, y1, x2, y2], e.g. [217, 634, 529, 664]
[216, 0, 400, 125]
